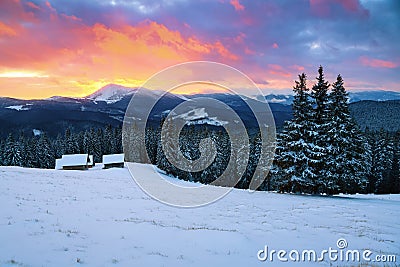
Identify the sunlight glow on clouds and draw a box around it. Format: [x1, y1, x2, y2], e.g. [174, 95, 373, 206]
[0, 0, 398, 99]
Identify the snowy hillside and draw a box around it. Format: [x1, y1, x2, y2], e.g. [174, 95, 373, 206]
[85, 84, 136, 104]
[1, 164, 399, 266]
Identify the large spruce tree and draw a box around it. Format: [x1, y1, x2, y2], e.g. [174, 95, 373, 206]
[327, 75, 369, 193]
[274, 73, 315, 193]
[4, 133, 22, 167]
[309, 66, 331, 193]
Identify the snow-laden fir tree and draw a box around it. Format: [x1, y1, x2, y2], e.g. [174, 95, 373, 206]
[327, 74, 369, 193]
[274, 73, 315, 193]
[4, 133, 22, 167]
[374, 130, 395, 193]
[35, 133, 54, 169]
[82, 130, 92, 155]
[20, 133, 35, 168]
[92, 128, 103, 163]
[309, 66, 331, 193]
[53, 133, 65, 159]
[144, 127, 158, 165]
[0, 139, 4, 165]
[103, 124, 113, 155]
[391, 131, 400, 193]
[112, 127, 122, 154]
[64, 128, 79, 154]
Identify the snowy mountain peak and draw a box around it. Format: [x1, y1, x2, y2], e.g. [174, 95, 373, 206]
[85, 84, 137, 104]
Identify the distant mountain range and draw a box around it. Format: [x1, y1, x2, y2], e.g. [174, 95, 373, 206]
[259, 91, 400, 106]
[0, 84, 399, 137]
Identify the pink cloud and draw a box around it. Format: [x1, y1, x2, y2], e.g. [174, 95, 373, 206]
[230, 0, 244, 11]
[272, 43, 279, 49]
[267, 64, 291, 77]
[26, 2, 40, 10]
[290, 65, 305, 71]
[309, 0, 368, 18]
[244, 47, 256, 55]
[233, 32, 246, 44]
[0, 22, 17, 36]
[360, 56, 398, 69]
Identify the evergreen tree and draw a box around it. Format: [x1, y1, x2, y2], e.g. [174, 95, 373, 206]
[112, 127, 122, 154]
[326, 74, 369, 193]
[64, 128, 79, 154]
[103, 124, 113, 155]
[391, 131, 400, 193]
[36, 133, 54, 169]
[20, 133, 35, 168]
[309, 66, 331, 193]
[0, 139, 5, 165]
[145, 127, 158, 165]
[93, 128, 103, 163]
[374, 130, 395, 193]
[4, 133, 22, 166]
[82, 130, 91, 154]
[54, 133, 65, 158]
[274, 73, 315, 193]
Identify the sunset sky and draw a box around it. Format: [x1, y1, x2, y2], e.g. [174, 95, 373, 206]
[0, 0, 399, 99]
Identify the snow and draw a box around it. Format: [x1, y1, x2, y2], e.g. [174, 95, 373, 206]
[58, 154, 89, 167]
[109, 115, 124, 122]
[267, 98, 287, 103]
[32, 129, 42, 136]
[86, 84, 136, 104]
[46, 96, 63, 101]
[186, 118, 228, 126]
[0, 164, 399, 266]
[173, 108, 228, 126]
[54, 158, 63, 170]
[5, 105, 30, 111]
[102, 154, 124, 165]
[174, 107, 208, 121]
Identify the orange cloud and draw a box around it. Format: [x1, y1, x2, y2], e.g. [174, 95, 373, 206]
[360, 56, 398, 69]
[0, 22, 17, 36]
[0, 1, 240, 99]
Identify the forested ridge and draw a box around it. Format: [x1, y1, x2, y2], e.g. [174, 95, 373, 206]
[1, 67, 399, 195]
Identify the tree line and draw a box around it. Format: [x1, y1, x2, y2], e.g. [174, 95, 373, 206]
[0, 125, 122, 168]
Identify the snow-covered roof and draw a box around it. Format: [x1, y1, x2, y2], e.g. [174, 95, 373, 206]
[55, 158, 63, 170]
[60, 154, 89, 167]
[103, 154, 124, 164]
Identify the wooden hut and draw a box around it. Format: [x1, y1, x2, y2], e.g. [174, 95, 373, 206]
[102, 154, 124, 169]
[55, 154, 90, 170]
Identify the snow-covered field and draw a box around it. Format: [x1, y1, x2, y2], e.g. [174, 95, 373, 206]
[0, 164, 399, 266]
